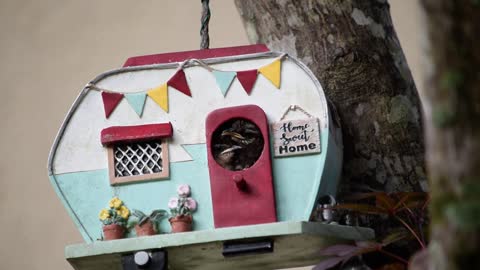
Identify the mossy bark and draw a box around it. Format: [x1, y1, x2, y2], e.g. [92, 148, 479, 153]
[419, 1, 480, 269]
[234, 0, 426, 194]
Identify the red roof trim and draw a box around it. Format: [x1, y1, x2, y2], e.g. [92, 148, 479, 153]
[101, 122, 173, 145]
[123, 44, 270, 67]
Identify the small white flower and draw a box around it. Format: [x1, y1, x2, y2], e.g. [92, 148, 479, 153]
[168, 197, 179, 209]
[177, 184, 191, 197]
[185, 198, 197, 211]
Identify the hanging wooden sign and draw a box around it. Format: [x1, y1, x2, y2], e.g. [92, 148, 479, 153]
[271, 106, 321, 157]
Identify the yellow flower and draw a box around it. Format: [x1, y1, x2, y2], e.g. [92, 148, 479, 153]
[117, 205, 130, 219]
[99, 209, 110, 220]
[109, 197, 123, 209]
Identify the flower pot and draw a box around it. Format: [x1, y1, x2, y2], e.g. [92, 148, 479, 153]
[102, 224, 125, 240]
[169, 215, 193, 233]
[135, 220, 157, 236]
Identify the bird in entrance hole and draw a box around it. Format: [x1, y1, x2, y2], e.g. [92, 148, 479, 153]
[214, 119, 264, 171]
[221, 119, 259, 146]
[221, 130, 255, 145]
[215, 145, 243, 170]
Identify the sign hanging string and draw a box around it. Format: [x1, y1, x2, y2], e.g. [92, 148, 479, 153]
[280, 105, 314, 121]
[200, 0, 211, 49]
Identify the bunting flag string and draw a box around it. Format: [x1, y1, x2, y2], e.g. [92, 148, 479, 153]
[90, 54, 287, 118]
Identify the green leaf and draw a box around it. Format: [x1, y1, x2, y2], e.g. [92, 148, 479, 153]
[126, 220, 137, 229]
[103, 219, 113, 225]
[150, 210, 168, 222]
[138, 216, 148, 225]
[150, 209, 167, 217]
[132, 209, 147, 219]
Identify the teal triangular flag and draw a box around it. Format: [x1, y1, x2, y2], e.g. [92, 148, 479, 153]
[125, 92, 147, 117]
[212, 71, 236, 96]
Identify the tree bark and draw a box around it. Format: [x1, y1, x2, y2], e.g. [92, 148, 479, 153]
[419, 1, 480, 269]
[234, 0, 426, 194]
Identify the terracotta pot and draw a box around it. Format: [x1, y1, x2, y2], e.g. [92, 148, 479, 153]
[135, 220, 157, 236]
[169, 215, 193, 233]
[102, 224, 125, 240]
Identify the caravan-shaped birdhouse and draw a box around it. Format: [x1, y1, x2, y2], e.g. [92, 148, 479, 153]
[48, 45, 369, 270]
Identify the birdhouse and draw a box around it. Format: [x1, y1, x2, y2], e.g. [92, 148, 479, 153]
[48, 45, 372, 270]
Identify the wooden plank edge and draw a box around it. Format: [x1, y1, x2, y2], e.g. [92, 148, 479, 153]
[65, 221, 373, 259]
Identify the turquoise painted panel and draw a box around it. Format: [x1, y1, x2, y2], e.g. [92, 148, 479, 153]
[53, 132, 340, 243]
[272, 129, 329, 221]
[124, 92, 147, 117]
[52, 170, 112, 241]
[53, 145, 213, 242]
[318, 133, 343, 198]
[49, 172, 101, 242]
[315, 114, 343, 205]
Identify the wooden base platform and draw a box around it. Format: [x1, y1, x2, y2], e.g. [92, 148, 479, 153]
[65, 221, 374, 270]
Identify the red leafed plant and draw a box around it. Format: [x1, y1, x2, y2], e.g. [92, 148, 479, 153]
[315, 192, 429, 270]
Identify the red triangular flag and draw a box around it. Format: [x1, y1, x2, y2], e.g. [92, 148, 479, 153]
[236, 69, 258, 95]
[167, 69, 192, 97]
[101, 92, 124, 118]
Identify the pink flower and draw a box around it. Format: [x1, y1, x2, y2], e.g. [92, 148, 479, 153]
[185, 198, 197, 211]
[168, 197, 179, 209]
[177, 184, 191, 197]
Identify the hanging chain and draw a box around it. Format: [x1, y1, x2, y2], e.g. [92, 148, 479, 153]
[200, 0, 211, 49]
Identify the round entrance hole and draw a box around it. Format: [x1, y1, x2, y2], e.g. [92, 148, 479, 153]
[211, 118, 264, 171]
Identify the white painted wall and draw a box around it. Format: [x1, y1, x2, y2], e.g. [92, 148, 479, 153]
[52, 57, 329, 174]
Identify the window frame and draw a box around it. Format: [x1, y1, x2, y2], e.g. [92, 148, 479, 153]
[107, 139, 170, 185]
[101, 122, 173, 186]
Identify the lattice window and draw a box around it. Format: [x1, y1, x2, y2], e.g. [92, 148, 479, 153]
[107, 140, 169, 185]
[114, 141, 163, 177]
[101, 122, 172, 185]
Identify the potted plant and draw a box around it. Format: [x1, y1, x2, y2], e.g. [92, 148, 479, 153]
[130, 209, 167, 236]
[99, 197, 130, 240]
[315, 192, 429, 270]
[168, 184, 197, 233]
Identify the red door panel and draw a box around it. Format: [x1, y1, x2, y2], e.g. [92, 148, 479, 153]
[206, 105, 277, 228]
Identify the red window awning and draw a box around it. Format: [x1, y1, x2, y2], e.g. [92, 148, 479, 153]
[101, 122, 173, 146]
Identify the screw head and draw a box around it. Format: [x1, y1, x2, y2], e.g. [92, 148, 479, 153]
[134, 251, 150, 267]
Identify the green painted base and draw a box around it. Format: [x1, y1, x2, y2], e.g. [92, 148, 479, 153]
[65, 222, 374, 270]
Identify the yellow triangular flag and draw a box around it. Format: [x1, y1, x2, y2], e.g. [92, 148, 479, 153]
[147, 83, 168, 112]
[258, 59, 282, 89]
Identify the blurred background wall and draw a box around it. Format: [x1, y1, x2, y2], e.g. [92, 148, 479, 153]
[0, 1, 421, 269]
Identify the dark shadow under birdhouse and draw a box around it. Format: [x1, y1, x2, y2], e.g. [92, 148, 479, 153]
[211, 118, 264, 171]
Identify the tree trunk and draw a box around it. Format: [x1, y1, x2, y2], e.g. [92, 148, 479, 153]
[234, 0, 426, 195]
[419, 1, 480, 269]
